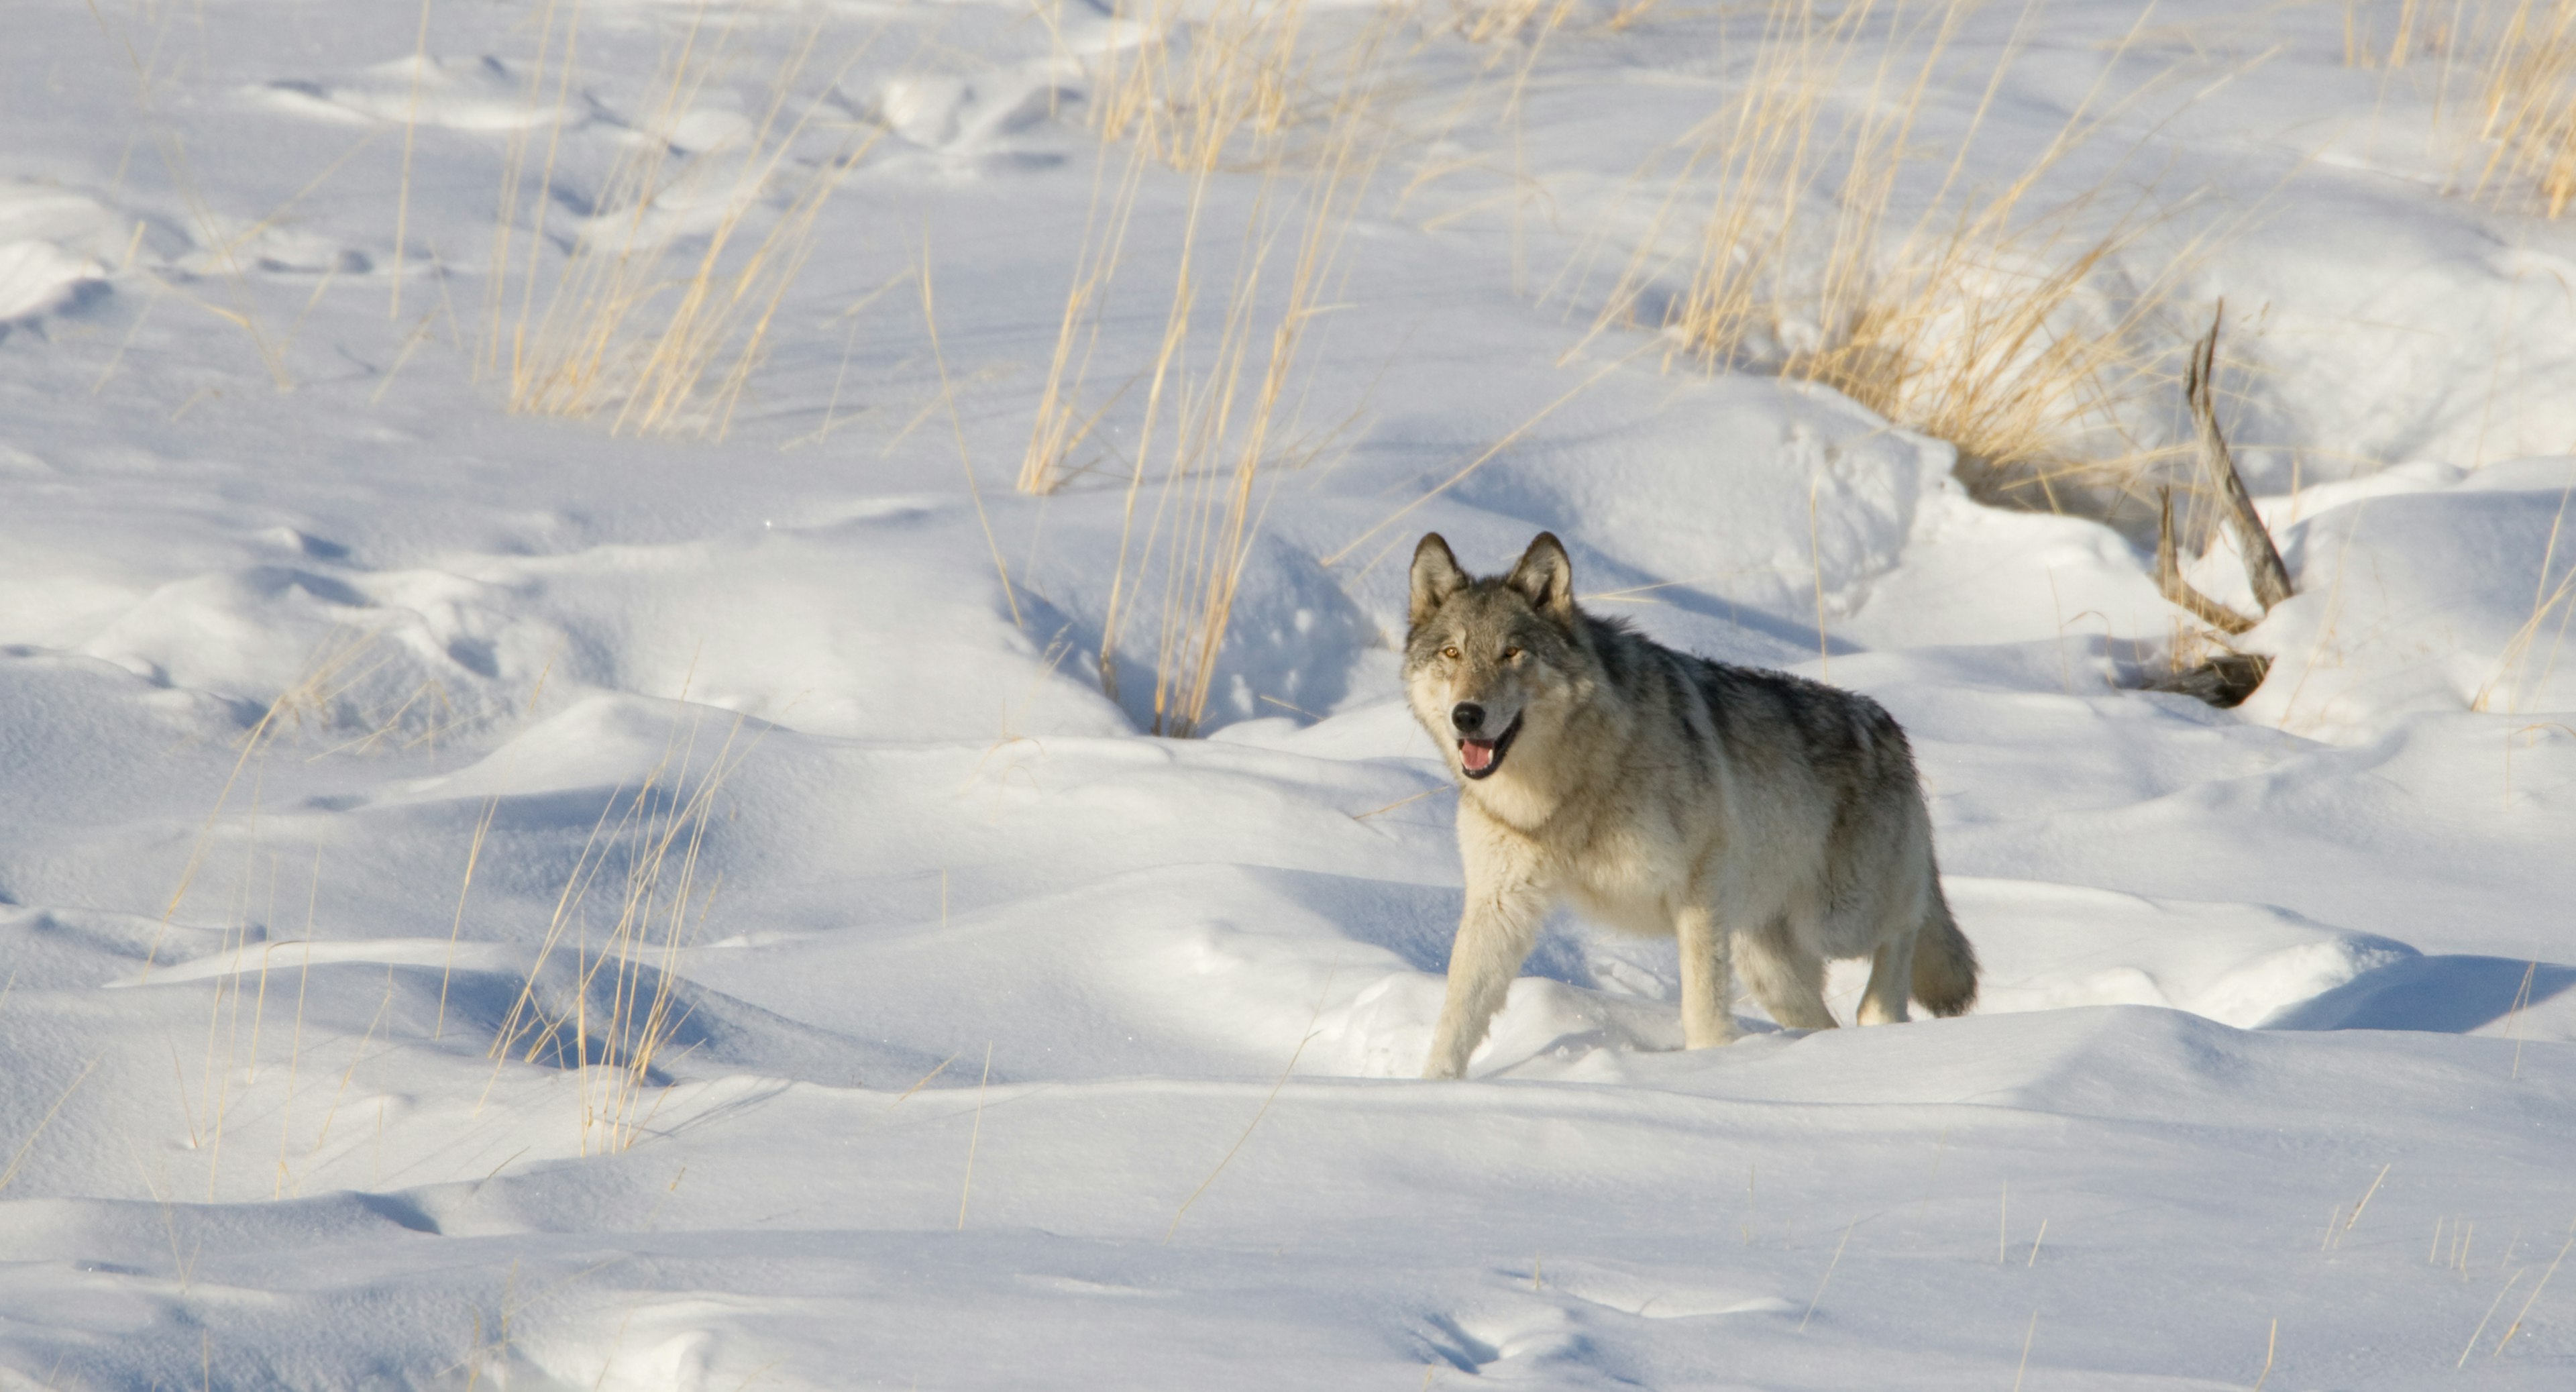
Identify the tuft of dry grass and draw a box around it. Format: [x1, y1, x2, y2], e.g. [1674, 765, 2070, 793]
[1028, 5, 1399, 735]
[2355, 0, 2576, 217]
[2469, 0, 2576, 215]
[1020, 0, 1352, 496]
[482, 8, 884, 437]
[1582, 0, 2203, 511]
[1082, 0, 1314, 174]
[487, 703, 761, 1154]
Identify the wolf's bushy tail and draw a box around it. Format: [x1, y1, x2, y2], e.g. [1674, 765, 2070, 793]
[1912, 883, 1980, 1016]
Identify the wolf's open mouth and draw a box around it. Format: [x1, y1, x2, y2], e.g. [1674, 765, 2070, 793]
[1458, 714, 1522, 780]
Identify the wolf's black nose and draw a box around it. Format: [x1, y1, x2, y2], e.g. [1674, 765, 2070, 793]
[1452, 702, 1485, 734]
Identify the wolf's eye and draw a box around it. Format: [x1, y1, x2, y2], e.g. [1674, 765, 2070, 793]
[1502, 646, 1522, 661]
[1441, 645, 1461, 660]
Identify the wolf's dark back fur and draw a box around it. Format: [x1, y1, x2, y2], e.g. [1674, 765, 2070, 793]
[1567, 612, 1978, 1017]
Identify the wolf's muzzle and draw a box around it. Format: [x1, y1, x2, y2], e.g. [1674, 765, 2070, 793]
[1457, 713, 1521, 779]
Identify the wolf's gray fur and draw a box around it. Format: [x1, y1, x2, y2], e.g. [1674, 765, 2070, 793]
[1404, 531, 1978, 1079]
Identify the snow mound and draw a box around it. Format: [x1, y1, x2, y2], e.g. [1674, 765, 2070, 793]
[260, 56, 572, 133]
[1452, 372, 1960, 625]
[2241, 455, 2576, 739]
[0, 182, 124, 323]
[1953, 878, 2416, 1029]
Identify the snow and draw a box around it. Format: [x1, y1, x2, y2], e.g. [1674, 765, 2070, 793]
[3, 0, 2576, 1387]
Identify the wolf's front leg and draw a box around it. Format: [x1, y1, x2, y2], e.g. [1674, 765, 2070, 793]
[1422, 879, 1547, 1079]
[1674, 902, 1739, 1048]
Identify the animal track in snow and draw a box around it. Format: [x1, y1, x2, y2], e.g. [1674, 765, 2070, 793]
[872, 68, 1073, 157]
[1538, 1262, 1793, 1320]
[853, 9, 1159, 172]
[0, 181, 146, 325]
[0, 174, 367, 343]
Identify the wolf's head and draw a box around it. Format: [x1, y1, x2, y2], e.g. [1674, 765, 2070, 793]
[1403, 531, 1591, 785]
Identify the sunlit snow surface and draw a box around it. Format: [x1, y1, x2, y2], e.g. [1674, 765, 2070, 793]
[4, 0, 2576, 1387]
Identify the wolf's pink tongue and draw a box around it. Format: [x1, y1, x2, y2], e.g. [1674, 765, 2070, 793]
[1460, 739, 1496, 771]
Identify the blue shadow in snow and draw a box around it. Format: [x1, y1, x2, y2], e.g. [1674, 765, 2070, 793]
[1257, 866, 1603, 989]
[2263, 955, 2576, 1033]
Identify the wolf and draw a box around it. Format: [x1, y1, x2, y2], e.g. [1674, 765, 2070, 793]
[1404, 531, 1978, 1079]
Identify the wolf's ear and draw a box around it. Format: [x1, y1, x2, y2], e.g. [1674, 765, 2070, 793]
[1506, 532, 1576, 625]
[1409, 533, 1468, 629]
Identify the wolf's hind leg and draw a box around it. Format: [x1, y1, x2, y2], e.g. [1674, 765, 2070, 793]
[1858, 936, 1915, 1026]
[1423, 881, 1548, 1079]
[1674, 903, 1737, 1048]
[1736, 918, 1838, 1030]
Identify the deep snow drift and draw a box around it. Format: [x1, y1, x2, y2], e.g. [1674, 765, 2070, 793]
[3, 0, 2575, 1387]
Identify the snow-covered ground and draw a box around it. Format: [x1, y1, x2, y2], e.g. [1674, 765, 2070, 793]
[4, 0, 2575, 1386]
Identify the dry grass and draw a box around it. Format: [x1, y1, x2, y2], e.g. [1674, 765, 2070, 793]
[391, 0, 437, 322]
[144, 628, 423, 980]
[482, 7, 883, 437]
[0, 1057, 100, 1201]
[2349, 0, 2576, 217]
[1582, 0, 2202, 510]
[2471, 470, 2576, 711]
[1796, 1215, 1858, 1330]
[1028, 6, 1399, 735]
[136, 646, 754, 1196]
[487, 704, 760, 1154]
[134, 634, 492, 1206]
[1081, 0, 1314, 174]
[138, 633, 537, 1202]
[1020, 0, 1357, 495]
[2342, 0, 2467, 70]
[2469, 0, 2576, 215]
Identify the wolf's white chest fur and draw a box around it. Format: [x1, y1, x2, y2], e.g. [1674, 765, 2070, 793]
[1466, 780, 1705, 938]
[1560, 815, 1706, 935]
